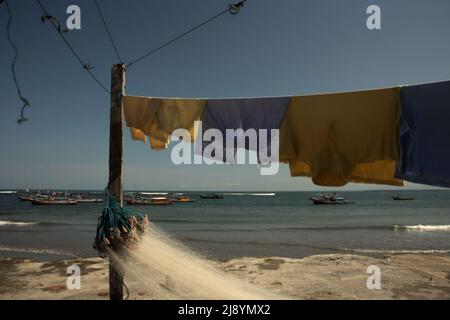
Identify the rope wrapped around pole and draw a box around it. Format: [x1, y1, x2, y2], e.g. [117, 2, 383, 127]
[93, 189, 148, 258]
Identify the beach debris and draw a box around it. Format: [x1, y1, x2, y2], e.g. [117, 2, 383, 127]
[93, 189, 148, 257]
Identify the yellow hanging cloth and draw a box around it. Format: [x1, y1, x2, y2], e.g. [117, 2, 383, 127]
[123, 96, 206, 149]
[279, 88, 403, 186]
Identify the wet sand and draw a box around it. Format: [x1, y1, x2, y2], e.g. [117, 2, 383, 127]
[1, 254, 449, 300]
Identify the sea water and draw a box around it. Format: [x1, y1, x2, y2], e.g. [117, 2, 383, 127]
[0, 190, 449, 261]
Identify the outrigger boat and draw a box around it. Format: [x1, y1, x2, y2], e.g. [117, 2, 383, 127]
[310, 193, 351, 205]
[19, 191, 103, 205]
[18, 195, 35, 201]
[171, 195, 194, 203]
[126, 196, 172, 205]
[18, 192, 49, 202]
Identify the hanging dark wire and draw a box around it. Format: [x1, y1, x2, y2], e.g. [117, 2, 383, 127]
[94, 0, 123, 63]
[35, 0, 110, 93]
[3, 0, 31, 124]
[127, 0, 247, 67]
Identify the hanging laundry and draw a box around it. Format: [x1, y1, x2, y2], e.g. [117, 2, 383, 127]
[123, 96, 206, 149]
[199, 97, 291, 163]
[279, 88, 403, 187]
[395, 81, 450, 188]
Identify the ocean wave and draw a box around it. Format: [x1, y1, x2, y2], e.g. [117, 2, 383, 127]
[264, 225, 390, 231]
[0, 245, 78, 257]
[341, 248, 450, 254]
[266, 225, 450, 232]
[394, 225, 450, 232]
[0, 220, 38, 227]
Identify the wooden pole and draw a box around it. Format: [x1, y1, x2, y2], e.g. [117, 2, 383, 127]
[108, 63, 126, 300]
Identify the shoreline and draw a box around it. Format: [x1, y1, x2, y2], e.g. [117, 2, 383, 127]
[1, 253, 449, 300]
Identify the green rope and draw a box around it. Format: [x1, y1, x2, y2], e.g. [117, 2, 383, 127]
[94, 189, 148, 257]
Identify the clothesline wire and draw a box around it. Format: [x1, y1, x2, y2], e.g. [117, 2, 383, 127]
[127, 0, 248, 67]
[3, 0, 31, 124]
[13, 0, 249, 101]
[34, 0, 110, 93]
[94, 0, 123, 63]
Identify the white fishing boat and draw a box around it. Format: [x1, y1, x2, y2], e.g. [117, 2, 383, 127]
[310, 193, 351, 205]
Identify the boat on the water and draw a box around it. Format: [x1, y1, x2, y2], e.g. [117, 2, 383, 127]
[18, 195, 34, 201]
[32, 198, 77, 205]
[310, 193, 351, 205]
[200, 194, 223, 199]
[126, 196, 172, 205]
[18, 192, 50, 202]
[392, 195, 416, 201]
[171, 195, 194, 203]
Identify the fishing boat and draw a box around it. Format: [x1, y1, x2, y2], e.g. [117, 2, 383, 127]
[171, 195, 194, 203]
[126, 197, 172, 205]
[18, 192, 49, 202]
[18, 195, 34, 201]
[32, 198, 77, 205]
[392, 195, 416, 201]
[200, 194, 223, 199]
[310, 193, 351, 205]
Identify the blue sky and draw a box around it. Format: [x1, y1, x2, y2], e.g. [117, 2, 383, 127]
[1, 0, 450, 191]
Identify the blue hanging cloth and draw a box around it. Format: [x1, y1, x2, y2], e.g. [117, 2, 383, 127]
[94, 189, 148, 257]
[198, 97, 291, 163]
[396, 80, 450, 188]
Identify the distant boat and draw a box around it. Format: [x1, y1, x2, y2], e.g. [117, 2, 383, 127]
[310, 193, 351, 205]
[0, 190, 16, 194]
[126, 197, 172, 205]
[200, 194, 223, 199]
[32, 199, 77, 205]
[392, 195, 416, 201]
[171, 195, 194, 203]
[18, 195, 34, 201]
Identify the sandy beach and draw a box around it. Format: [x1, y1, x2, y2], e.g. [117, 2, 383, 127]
[1, 253, 449, 300]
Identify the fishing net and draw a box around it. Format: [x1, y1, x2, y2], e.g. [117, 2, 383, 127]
[94, 189, 148, 257]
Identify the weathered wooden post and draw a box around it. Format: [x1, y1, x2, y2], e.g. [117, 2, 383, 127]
[108, 63, 126, 300]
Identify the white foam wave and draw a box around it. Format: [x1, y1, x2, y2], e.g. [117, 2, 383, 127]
[342, 248, 450, 254]
[394, 225, 450, 232]
[0, 245, 77, 257]
[0, 220, 38, 227]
